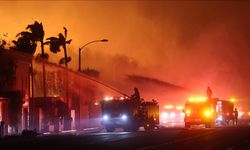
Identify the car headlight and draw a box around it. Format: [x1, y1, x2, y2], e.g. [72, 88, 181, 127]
[103, 114, 109, 121]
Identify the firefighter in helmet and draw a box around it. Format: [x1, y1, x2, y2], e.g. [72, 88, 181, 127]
[131, 87, 140, 102]
[233, 108, 238, 125]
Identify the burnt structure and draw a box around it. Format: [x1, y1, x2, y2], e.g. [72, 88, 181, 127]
[0, 49, 113, 135]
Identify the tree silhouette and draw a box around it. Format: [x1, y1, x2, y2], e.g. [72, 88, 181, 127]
[12, 21, 48, 97]
[12, 32, 36, 54]
[26, 21, 46, 59]
[13, 21, 47, 58]
[0, 40, 6, 50]
[45, 27, 72, 68]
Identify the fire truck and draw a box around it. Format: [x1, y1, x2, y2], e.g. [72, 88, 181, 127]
[183, 97, 234, 128]
[100, 96, 159, 132]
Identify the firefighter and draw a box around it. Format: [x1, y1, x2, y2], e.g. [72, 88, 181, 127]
[131, 87, 140, 102]
[233, 108, 238, 126]
[0, 121, 5, 137]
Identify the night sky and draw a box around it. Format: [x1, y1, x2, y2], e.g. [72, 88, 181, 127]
[1, 1, 250, 107]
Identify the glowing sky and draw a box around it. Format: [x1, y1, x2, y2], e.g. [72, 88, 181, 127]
[1, 1, 250, 106]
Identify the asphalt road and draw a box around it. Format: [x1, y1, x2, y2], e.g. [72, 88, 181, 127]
[1, 126, 250, 150]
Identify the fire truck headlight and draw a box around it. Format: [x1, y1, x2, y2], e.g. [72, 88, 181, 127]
[103, 115, 109, 121]
[121, 114, 127, 120]
[204, 110, 212, 117]
[185, 109, 191, 116]
[161, 112, 168, 119]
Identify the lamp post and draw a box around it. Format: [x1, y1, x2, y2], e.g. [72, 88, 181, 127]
[78, 39, 108, 72]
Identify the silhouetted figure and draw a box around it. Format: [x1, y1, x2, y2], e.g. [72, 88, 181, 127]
[131, 87, 140, 102]
[0, 121, 4, 137]
[149, 116, 155, 130]
[207, 86, 212, 99]
[233, 108, 238, 125]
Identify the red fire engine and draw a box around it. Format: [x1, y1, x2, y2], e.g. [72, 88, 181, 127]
[184, 97, 234, 128]
[101, 96, 159, 132]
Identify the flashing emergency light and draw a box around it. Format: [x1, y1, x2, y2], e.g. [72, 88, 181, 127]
[248, 112, 250, 116]
[164, 105, 174, 109]
[230, 98, 235, 103]
[204, 110, 212, 117]
[120, 97, 125, 100]
[188, 97, 207, 102]
[176, 106, 183, 110]
[104, 96, 113, 101]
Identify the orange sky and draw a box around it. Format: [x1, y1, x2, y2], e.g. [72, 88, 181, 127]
[1, 1, 250, 106]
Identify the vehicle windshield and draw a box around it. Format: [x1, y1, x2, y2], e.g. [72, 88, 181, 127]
[101, 100, 131, 117]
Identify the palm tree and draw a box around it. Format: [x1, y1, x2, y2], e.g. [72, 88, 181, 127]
[12, 32, 36, 54]
[13, 21, 48, 97]
[0, 40, 6, 50]
[45, 27, 72, 68]
[45, 27, 72, 106]
[26, 21, 46, 59]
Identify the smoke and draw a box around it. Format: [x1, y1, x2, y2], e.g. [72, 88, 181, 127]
[132, 2, 250, 101]
[126, 74, 193, 106]
[1, 1, 250, 108]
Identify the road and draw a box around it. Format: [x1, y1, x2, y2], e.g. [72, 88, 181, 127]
[1, 126, 250, 150]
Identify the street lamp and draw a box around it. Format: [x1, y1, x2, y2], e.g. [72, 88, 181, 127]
[78, 39, 108, 72]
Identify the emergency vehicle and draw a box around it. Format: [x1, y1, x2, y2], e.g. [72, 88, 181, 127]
[160, 105, 185, 127]
[100, 96, 159, 132]
[183, 97, 234, 128]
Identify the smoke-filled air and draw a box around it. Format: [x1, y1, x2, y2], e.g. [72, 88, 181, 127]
[1, 1, 250, 108]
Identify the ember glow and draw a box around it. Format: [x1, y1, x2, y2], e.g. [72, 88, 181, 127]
[1, 1, 250, 109]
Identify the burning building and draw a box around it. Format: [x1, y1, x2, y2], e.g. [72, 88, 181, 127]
[0, 49, 116, 135]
